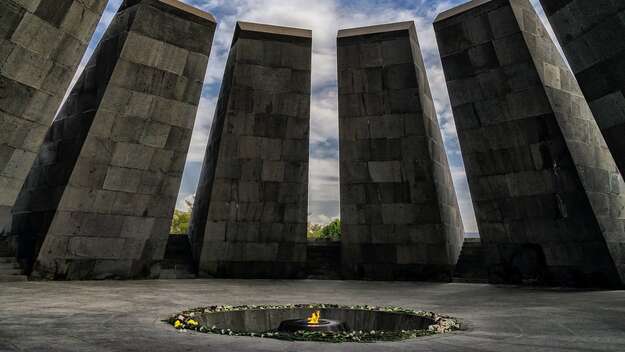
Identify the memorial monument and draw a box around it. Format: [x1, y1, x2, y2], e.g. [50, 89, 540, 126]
[337, 22, 464, 281]
[435, 0, 625, 286]
[11, 0, 216, 279]
[189, 22, 312, 278]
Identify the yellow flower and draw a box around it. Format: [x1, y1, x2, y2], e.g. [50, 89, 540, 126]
[174, 320, 183, 329]
[187, 319, 199, 326]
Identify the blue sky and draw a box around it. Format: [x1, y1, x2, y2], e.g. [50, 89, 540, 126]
[76, 0, 552, 232]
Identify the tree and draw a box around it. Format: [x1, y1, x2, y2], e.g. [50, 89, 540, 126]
[170, 197, 194, 235]
[308, 219, 341, 241]
[318, 219, 341, 240]
[170, 209, 191, 235]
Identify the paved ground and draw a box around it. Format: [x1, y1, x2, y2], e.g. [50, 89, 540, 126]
[0, 279, 624, 351]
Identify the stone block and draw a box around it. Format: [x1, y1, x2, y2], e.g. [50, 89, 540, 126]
[11, 1, 216, 279]
[261, 161, 284, 182]
[435, 0, 625, 287]
[368, 161, 402, 183]
[11, 12, 62, 58]
[3, 44, 54, 88]
[110, 143, 155, 170]
[369, 116, 404, 139]
[190, 22, 311, 278]
[120, 216, 155, 239]
[120, 32, 188, 75]
[338, 21, 464, 281]
[140, 121, 171, 148]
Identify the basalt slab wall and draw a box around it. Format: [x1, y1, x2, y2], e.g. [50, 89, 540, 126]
[0, 0, 108, 238]
[189, 22, 311, 278]
[434, 0, 625, 287]
[11, 0, 216, 279]
[538, 0, 625, 177]
[337, 22, 464, 281]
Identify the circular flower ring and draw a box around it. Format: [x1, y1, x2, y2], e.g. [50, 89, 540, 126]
[168, 304, 460, 343]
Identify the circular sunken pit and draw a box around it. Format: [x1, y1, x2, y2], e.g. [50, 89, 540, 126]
[169, 304, 460, 343]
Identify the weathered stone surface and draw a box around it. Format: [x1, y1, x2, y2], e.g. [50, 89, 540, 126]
[11, 0, 216, 280]
[0, 0, 107, 240]
[337, 22, 464, 281]
[538, 0, 625, 177]
[435, 0, 625, 287]
[189, 22, 311, 278]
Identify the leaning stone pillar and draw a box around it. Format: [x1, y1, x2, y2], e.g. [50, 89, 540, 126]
[11, 0, 216, 279]
[0, 0, 108, 236]
[538, 0, 625, 176]
[434, 0, 625, 287]
[189, 22, 311, 278]
[337, 22, 464, 281]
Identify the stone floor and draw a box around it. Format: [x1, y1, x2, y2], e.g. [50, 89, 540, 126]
[0, 279, 624, 351]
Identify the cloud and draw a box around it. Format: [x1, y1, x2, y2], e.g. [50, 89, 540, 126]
[187, 96, 217, 162]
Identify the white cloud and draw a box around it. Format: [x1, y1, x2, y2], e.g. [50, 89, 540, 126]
[187, 96, 217, 162]
[309, 158, 340, 202]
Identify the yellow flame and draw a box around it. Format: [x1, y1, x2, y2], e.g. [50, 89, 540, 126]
[307, 310, 320, 325]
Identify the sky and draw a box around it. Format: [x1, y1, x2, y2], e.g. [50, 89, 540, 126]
[75, 0, 554, 233]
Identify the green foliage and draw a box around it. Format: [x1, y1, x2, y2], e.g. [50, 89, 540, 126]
[170, 209, 191, 235]
[308, 219, 341, 241]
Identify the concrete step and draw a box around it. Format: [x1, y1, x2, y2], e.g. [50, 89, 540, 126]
[0, 266, 21, 273]
[161, 263, 194, 270]
[159, 270, 196, 279]
[0, 268, 22, 275]
[0, 274, 27, 282]
[307, 274, 342, 280]
[0, 257, 17, 264]
[160, 235, 196, 279]
[453, 277, 489, 284]
[459, 249, 484, 255]
[457, 257, 484, 264]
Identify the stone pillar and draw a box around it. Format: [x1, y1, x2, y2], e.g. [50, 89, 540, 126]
[189, 22, 311, 278]
[11, 0, 216, 279]
[0, 0, 108, 237]
[434, 0, 625, 287]
[337, 22, 464, 281]
[538, 0, 625, 177]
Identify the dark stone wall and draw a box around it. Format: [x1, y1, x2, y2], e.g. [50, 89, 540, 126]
[434, 0, 625, 287]
[539, 0, 625, 176]
[0, 0, 107, 237]
[189, 22, 311, 278]
[337, 22, 464, 281]
[11, 0, 216, 279]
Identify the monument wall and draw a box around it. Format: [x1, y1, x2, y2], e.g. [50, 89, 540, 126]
[434, 0, 625, 286]
[539, 0, 625, 176]
[11, 0, 216, 279]
[1, 0, 108, 237]
[189, 22, 311, 278]
[337, 22, 464, 281]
